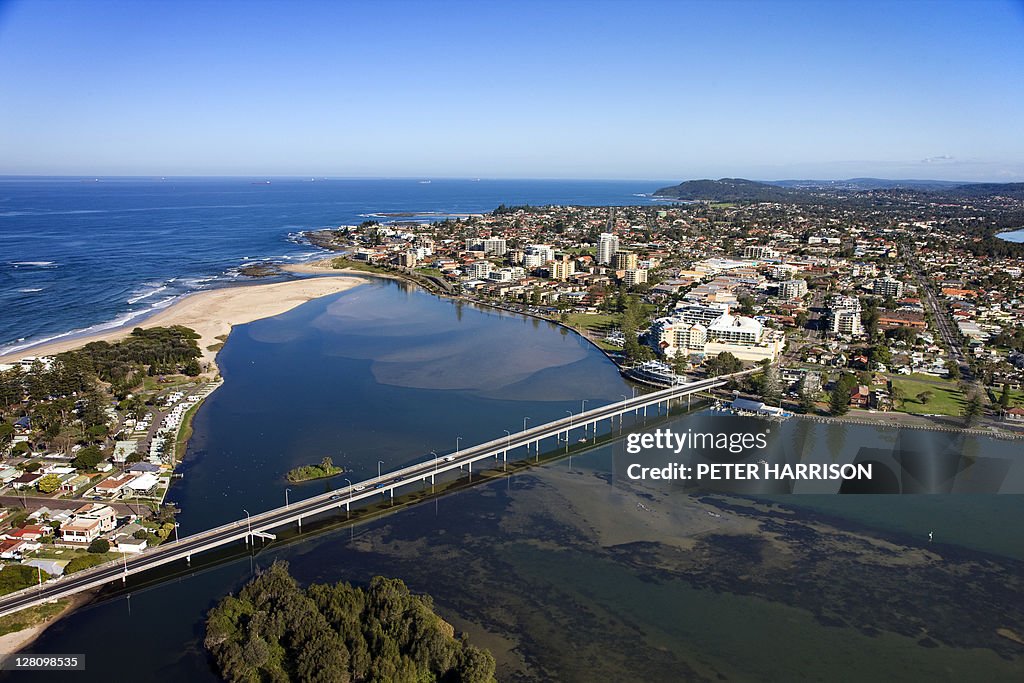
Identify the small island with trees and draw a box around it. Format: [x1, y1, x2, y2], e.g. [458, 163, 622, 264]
[286, 456, 344, 483]
[205, 561, 496, 683]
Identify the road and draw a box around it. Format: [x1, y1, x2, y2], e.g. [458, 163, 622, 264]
[905, 247, 972, 381]
[0, 370, 751, 617]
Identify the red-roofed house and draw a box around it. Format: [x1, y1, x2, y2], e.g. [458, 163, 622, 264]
[93, 473, 138, 499]
[850, 385, 870, 408]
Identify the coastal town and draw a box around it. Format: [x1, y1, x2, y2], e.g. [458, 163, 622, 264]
[303, 183, 1024, 432]
[0, 327, 220, 600]
[1, 181, 1023, 634]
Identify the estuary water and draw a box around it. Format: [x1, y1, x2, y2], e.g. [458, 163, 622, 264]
[10, 281, 1023, 682]
[0, 177, 667, 354]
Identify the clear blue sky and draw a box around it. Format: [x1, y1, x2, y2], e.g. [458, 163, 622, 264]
[1, 0, 1022, 181]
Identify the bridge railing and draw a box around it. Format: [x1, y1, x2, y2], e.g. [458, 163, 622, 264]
[0, 369, 755, 612]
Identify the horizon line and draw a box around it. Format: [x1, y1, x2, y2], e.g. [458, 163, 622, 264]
[0, 174, 1017, 185]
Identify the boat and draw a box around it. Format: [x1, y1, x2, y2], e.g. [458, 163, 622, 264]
[728, 397, 793, 421]
[623, 360, 687, 387]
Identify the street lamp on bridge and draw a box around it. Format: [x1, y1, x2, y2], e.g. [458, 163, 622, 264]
[243, 508, 251, 545]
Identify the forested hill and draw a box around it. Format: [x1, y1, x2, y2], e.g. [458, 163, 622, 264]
[652, 178, 801, 202]
[652, 178, 1024, 202]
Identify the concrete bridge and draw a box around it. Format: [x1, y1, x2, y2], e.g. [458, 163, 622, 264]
[0, 370, 751, 618]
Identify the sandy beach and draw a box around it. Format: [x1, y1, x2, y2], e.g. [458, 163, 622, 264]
[0, 276, 367, 373]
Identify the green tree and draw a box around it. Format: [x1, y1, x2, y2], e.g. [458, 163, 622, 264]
[890, 385, 905, 409]
[916, 390, 934, 405]
[797, 390, 816, 415]
[37, 473, 61, 494]
[946, 360, 961, 380]
[670, 349, 688, 375]
[0, 423, 13, 448]
[0, 564, 49, 596]
[963, 393, 984, 426]
[999, 383, 1011, 410]
[706, 352, 742, 377]
[829, 373, 858, 416]
[756, 360, 781, 405]
[829, 388, 850, 416]
[88, 538, 110, 554]
[73, 445, 104, 470]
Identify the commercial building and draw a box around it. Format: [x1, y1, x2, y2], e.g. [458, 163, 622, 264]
[651, 310, 783, 362]
[672, 302, 732, 326]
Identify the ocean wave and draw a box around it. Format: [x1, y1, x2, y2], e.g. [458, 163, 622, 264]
[127, 285, 169, 305]
[17, 288, 44, 293]
[0, 293, 187, 356]
[0, 209, 107, 217]
[9, 260, 57, 268]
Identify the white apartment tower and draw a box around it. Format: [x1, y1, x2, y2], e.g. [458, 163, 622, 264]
[597, 233, 619, 265]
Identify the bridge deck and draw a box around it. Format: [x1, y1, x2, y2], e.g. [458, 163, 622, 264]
[0, 370, 751, 617]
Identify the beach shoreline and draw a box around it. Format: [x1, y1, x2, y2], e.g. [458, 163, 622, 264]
[0, 276, 368, 374]
[0, 590, 97, 655]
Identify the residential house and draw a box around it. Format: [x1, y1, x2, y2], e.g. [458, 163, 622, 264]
[59, 503, 117, 544]
[1004, 407, 1024, 423]
[94, 473, 138, 499]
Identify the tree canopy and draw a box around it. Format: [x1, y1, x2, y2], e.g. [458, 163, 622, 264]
[205, 561, 495, 683]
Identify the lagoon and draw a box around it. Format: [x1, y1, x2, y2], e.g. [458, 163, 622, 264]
[10, 280, 1022, 682]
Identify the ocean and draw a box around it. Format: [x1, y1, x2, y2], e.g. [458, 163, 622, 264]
[0, 176, 668, 354]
